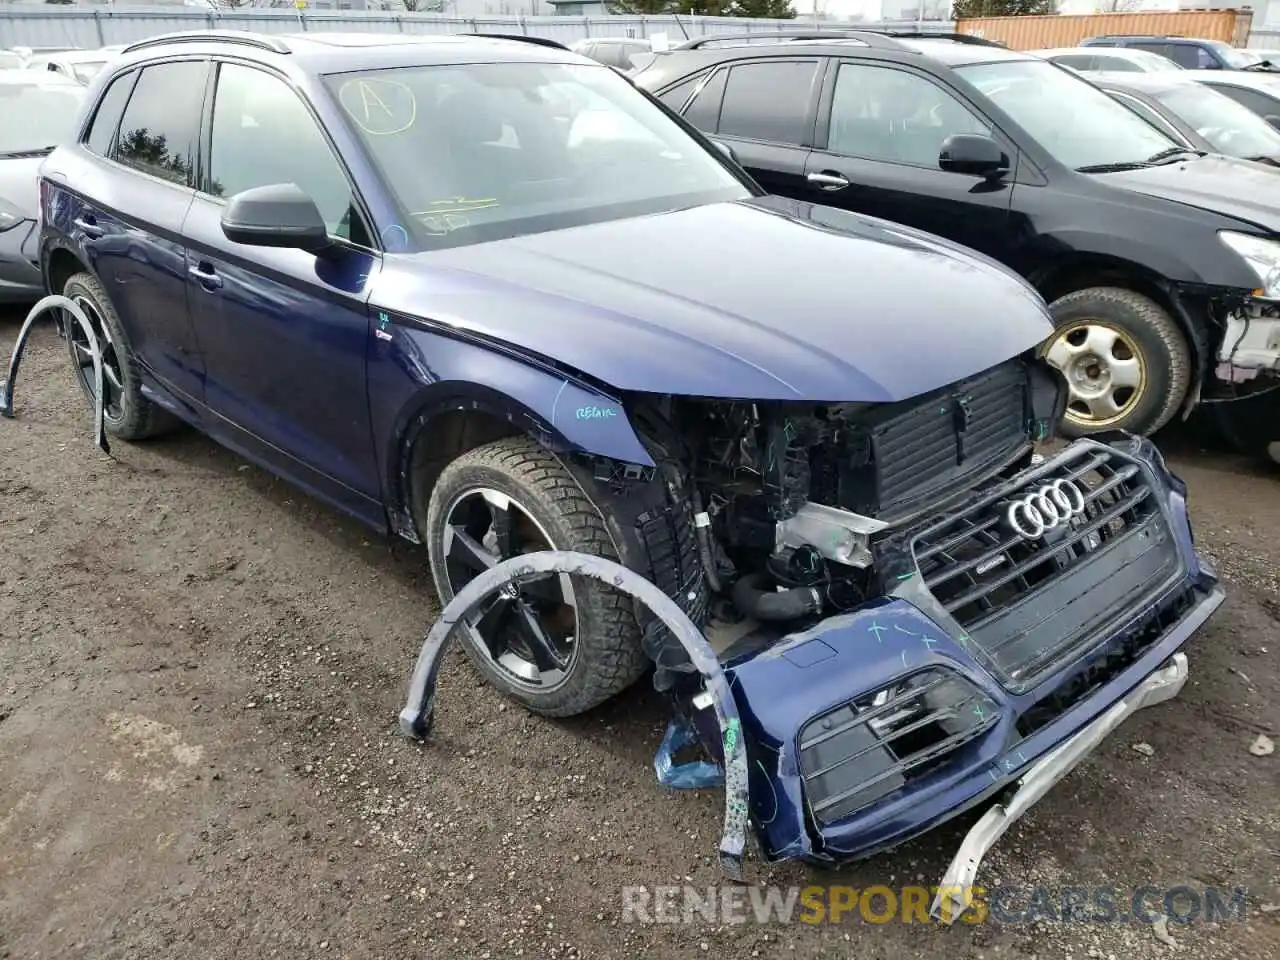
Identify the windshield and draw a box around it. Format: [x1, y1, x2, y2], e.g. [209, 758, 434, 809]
[1212, 42, 1262, 69]
[1151, 82, 1280, 157]
[0, 80, 84, 154]
[324, 62, 749, 251]
[956, 59, 1177, 170]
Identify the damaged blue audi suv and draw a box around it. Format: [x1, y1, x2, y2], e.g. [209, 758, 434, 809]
[33, 30, 1222, 891]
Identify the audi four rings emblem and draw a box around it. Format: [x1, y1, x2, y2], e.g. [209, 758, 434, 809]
[1005, 479, 1088, 539]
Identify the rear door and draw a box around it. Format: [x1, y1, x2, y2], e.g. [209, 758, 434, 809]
[802, 58, 1017, 262]
[51, 60, 209, 402]
[675, 57, 822, 197]
[180, 59, 382, 521]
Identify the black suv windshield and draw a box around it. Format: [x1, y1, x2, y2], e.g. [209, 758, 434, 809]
[956, 59, 1177, 171]
[323, 61, 750, 250]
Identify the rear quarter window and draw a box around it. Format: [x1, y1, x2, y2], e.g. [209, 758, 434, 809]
[83, 69, 137, 157]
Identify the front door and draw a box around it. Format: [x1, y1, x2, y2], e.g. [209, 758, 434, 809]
[182, 60, 382, 523]
[803, 59, 1016, 264]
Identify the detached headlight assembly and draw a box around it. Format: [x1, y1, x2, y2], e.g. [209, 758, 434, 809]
[0, 199, 28, 233]
[1220, 231, 1280, 299]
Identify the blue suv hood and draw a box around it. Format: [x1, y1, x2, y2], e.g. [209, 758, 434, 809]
[373, 195, 1053, 403]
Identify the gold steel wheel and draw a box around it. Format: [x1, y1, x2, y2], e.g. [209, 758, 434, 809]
[1042, 320, 1147, 429]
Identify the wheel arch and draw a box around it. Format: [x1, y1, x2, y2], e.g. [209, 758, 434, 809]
[1026, 250, 1208, 374]
[384, 378, 655, 543]
[43, 244, 91, 297]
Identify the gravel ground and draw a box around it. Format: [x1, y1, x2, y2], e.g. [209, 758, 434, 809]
[1, 312, 1277, 960]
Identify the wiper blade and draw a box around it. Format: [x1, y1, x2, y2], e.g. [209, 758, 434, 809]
[0, 147, 54, 159]
[1143, 147, 1204, 164]
[1245, 154, 1280, 167]
[1075, 161, 1149, 173]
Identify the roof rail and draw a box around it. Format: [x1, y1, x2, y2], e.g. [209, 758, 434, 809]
[676, 30, 907, 51]
[1092, 34, 1184, 40]
[121, 30, 291, 56]
[466, 33, 570, 51]
[882, 30, 1009, 48]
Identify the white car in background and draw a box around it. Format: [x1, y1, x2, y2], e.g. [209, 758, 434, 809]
[569, 37, 652, 71]
[24, 44, 125, 85]
[1029, 46, 1184, 74]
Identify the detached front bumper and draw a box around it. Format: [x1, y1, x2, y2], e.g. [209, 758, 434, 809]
[712, 434, 1222, 879]
[930, 650, 1188, 922]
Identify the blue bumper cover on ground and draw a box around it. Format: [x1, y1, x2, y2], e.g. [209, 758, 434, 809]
[723, 434, 1223, 866]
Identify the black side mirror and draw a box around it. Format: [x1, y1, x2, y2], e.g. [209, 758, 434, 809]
[1266, 115, 1280, 132]
[938, 133, 1008, 179]
[709, 138, 739, 165]
[220, 182, 331, 254]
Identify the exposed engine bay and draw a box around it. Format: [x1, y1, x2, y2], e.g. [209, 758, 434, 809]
[589, 354, 1068, 674]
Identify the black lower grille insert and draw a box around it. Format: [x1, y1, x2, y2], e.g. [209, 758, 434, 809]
[911, 447, 1182, 692]
[799, 668, 999, 825]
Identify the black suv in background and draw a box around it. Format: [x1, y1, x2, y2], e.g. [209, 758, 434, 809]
[633, 32, 1280, 455]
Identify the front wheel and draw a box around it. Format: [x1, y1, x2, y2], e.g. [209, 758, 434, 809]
[1043, 287, 1191, 438]
[423, 437, 649, 717]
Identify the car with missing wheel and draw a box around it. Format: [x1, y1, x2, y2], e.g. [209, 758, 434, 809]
[32, 30, 1223, 881]
[631, 31, 1280, 457]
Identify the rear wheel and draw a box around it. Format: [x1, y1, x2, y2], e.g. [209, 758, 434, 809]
[424, 437, 648, 717]
[61, 272, 178, 440]
[1043, 287, 1190, 438]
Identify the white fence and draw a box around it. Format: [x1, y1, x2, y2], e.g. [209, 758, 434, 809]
[0, 7, 957, 50]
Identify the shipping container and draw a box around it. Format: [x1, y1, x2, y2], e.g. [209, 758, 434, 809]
[957, 9, 1254, 52]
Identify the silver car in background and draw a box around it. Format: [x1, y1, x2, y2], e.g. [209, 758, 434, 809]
[0, 70, 85, 303]
[1029, 46, 1184, 74]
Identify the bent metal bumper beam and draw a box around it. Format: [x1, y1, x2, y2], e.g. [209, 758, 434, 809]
[398, 549, 751, 882]
[930, 651, 1191, 924]
[0, 294, 110, 454]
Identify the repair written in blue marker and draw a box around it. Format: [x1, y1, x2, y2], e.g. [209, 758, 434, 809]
[575, 405, 618, 420]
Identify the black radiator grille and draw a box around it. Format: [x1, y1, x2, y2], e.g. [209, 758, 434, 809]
[830, 361, 1031, 522]
[910, 447, 1182, 692]
[799, 668, 999, 825]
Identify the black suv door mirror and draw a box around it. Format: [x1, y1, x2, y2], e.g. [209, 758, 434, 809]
[938, 134, 1008, 179]
[221, 183, 331, 254]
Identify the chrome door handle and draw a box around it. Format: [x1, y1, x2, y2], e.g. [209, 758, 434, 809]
[187, 264, 223, 290]
[73, 216, 104, 239]
[807, 171, 851, 190]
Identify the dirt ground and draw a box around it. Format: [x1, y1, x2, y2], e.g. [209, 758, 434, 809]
[0, 312, 1277, 960]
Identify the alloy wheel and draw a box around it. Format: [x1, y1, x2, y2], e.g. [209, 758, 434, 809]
[1043, 320, 1146, 428]
[66, 295, 125, 422]
[441, 487, 579, 691]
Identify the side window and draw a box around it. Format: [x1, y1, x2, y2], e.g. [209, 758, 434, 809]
[115, 61, 207, 186]
[1134, 42, 1178, 62]
[1196, 47, 1221, 69]
[84, 70, 137, 157]
[827, 63, 990, 167]
[683, 68, 727, 132]
[208, 62, 366, 245]
[657, 73, 704, 113]
[1055, 55, 1099, 71]
[1096, 55, 1141, 72]
[717, 60, 818, 145]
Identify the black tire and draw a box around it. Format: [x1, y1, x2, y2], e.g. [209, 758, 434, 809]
[62, 271, 179, 440]
[424, 436, 648, 717]
[1045, 287, 1191, 438]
